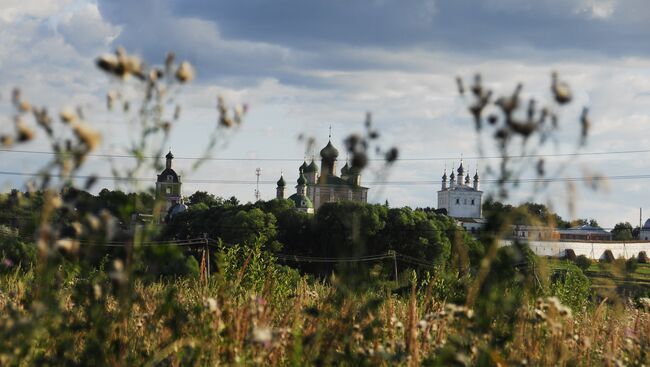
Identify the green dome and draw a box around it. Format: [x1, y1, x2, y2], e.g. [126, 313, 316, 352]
[299, 161, 308, 172]
[276, 175, 286, 187]
[297, 170, 307, 185]
[288, 193, 313, 209]
[320, 140, 339, 161]
[305, 159, 318, 173]
[341, 162, 350, 175]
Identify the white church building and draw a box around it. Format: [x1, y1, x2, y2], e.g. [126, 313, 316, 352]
[437, 161, 485, 233]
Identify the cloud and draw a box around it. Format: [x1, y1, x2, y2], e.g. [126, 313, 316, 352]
[57, 3, 120, 54]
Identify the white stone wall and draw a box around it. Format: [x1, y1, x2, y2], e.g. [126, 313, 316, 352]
[438, 189, 482, 218]
[499, 239, 650, 260]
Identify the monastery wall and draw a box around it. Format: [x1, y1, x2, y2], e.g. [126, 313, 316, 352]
[499, 239, 650, 260]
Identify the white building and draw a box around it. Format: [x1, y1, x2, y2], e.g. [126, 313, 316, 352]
[437, 161, 484, 233]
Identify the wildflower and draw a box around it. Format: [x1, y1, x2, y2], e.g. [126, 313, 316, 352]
[60, 107, 76, 123]
[175, 61, 194, 83]
[204, 297, 218, 313]
[252, 326, 272, 345]
[1, 258, 13, 268]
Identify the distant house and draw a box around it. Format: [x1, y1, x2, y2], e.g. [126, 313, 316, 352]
[512, 225, 560, 241]
[557, 225, 612, 241]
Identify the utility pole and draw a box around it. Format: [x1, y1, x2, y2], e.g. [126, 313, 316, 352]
[255, 168, 262, 202]
[388, 250, 398, 285]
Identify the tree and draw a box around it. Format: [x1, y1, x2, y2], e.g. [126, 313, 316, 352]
[611, 222, 633, 241]
[186, 191, 221, 208]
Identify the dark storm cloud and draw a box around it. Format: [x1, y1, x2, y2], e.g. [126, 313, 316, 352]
[96, 0, 650, 87]
[166, 0, 650, 55]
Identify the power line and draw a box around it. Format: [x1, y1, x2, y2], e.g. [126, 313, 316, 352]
[2, 147, 650, 162]
[0, 170, 648, 186]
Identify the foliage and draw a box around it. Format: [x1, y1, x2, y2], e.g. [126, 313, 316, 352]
[0, 225, 36, 272]
[574, 255, 592, 272]
[550, 263, 592, 312]
[218, 241, 300, 302]
[612, 222, 634, 241]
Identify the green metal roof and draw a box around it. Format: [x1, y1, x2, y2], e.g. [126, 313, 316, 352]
[288, 193, 313, 208]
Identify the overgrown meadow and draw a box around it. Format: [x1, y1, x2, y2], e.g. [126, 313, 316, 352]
[0, 49, 648, 366]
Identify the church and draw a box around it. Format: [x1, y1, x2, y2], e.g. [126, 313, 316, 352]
[437, 161, 485, 232]
[275, 138, 369, 212]
[155, 151, 186, 222]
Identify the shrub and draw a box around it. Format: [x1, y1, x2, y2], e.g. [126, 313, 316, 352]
[625, 257, 638, 273]
[574, 255, 592, 272]
[550, 263, 592, 312]
[0, 225, 36, 272]
[600, 250, 615, 263]
[638, 251, 648, 263]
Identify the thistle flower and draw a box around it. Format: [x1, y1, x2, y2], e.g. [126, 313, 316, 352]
[175, 61, 194, 83]
[71, 121, 101, 152]
[60, 107, 76, 123]
[551, 72, 572, 105]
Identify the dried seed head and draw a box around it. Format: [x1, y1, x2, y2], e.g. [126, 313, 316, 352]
[1, 135, 13, 147]
[96, 53, 119, 74]
[16, 121, 34, 142]
[60, 107, 76, 123]
[71, 121, 101, 152]
[385, 147, 399, 163]
[55, 238, 80, 255]
[176, 61, 194, 83]
[551, 72, 572, 105]
[19, 100, 31, 113]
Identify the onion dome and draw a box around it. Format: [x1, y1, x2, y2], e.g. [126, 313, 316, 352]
[299, 161, 308, 172]
[166, 151, 174, 160]
[465, 174, 470, 184]
[320, 140, 339, 161]
[297, 170, 307, 186]
[341, 162, 350, 176]
[474, 171, 479, 180]
[457, 161, 464, 176]
[450, 171, 455, 180]
[277, 175, 286, 187]
[306, 159, 318, 172]
[442, 170, 447, 180]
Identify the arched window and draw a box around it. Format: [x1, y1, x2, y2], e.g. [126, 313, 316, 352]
[456, 198, 460, 204]
[471, 199, 475, 205]
[167, 175, 173, 181]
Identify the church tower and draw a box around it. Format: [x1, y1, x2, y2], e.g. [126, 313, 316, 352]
[276, 174, 286, 199]
[155, 150, 182, 220]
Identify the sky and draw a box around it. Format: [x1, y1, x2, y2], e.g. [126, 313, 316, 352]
[1, 0, 650, 228]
